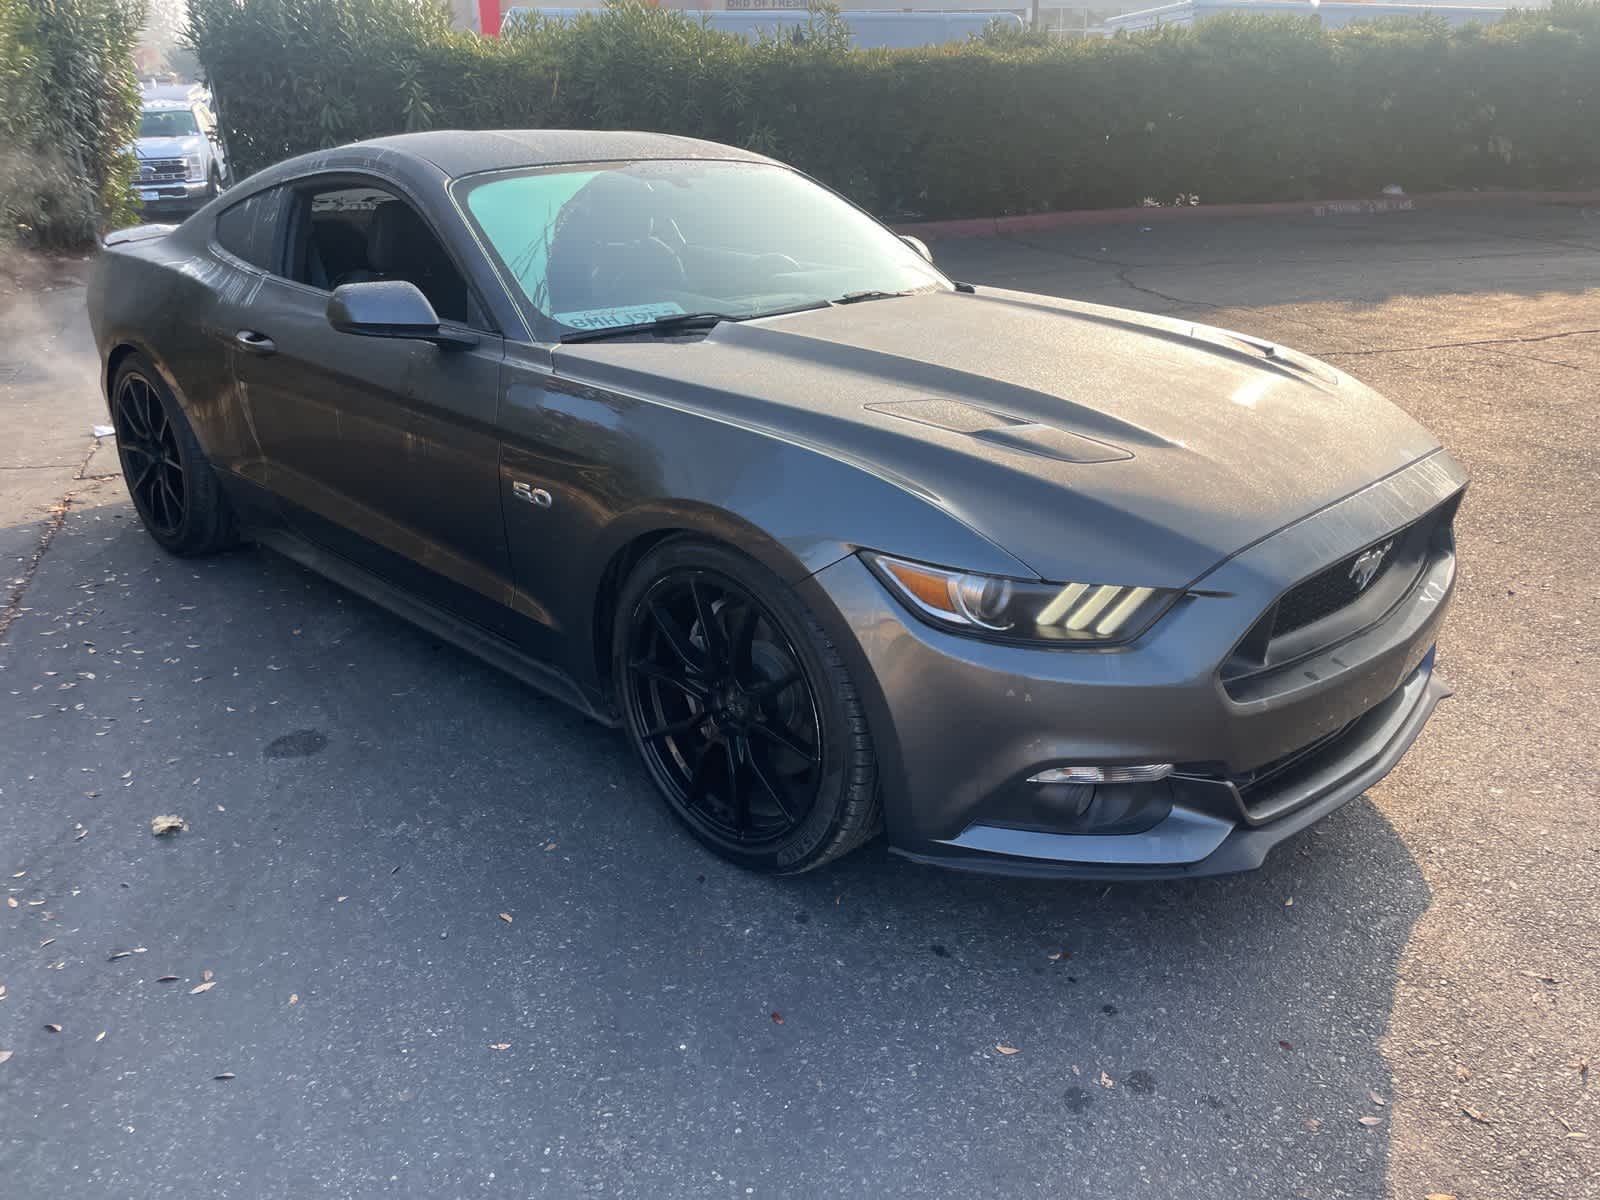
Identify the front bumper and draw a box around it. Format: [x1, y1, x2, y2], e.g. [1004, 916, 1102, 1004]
[801, 450, 1465, 880]
[135, 179, 210, 207]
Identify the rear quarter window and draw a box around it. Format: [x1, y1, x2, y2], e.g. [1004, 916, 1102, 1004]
[214, 187, 284, 271]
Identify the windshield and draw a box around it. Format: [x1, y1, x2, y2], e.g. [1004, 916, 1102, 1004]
[457, 160, 947, 337]
[139, 108, 198, 138]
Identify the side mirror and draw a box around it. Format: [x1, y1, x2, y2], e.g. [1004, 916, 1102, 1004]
[326, 281, 477, 349]
[899, 234, 934, 264]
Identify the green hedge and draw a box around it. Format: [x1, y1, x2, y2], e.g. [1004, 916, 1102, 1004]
[188, 0, 1600, 220]
[1, 0, 144, 247]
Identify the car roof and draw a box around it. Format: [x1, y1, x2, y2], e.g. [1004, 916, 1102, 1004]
[141, 99, 193, 111]
[318, 129, 775, 180]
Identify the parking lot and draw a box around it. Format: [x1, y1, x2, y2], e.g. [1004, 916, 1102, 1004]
[2, 207, 1596, 1199]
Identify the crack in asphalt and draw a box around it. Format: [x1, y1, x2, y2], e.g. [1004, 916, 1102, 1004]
[0, 439, 99, 640]
[1321, 327, 1600, 357]
[993, 234, 1339, 337]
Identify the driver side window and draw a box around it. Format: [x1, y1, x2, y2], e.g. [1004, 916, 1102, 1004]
[288, 184, 473, 326]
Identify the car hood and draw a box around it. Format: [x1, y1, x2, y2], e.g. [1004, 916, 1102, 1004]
[135, 135, 203, 158]
[553, 288, 1441, 587]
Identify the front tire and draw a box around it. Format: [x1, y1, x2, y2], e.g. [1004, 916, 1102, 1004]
[613, 538, 881, 874]
[111, 354, 239, 556]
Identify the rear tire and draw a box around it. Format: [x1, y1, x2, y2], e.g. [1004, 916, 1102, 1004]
[613, 538, 881, 874]
[111, 354, 239, 557]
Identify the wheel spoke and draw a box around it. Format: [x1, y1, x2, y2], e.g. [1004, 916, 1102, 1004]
[686, 742, 722, 811]
[725, 737, 750, 834]
[750, 671, 801, 701]
[160, 472, 183, 518]
[628, 657, 708, 700]
[647, 599, 705, 674]
[688, 578, 728, 668]
[121, 442, 154, 463]
[731, 602, 759, 681]
[742, 736, 796, 823]
[129, 459, 157, 494]
[134, 383, 157, 438]
[119, 394, 150, 441]
[146, 474, 168, 526]
[748, 719, 820, 765]
[640, 709, 709, 744]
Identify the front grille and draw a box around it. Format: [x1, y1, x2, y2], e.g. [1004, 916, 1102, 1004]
[139, 158, 188, 183]
[1271, 539, 1401, 637]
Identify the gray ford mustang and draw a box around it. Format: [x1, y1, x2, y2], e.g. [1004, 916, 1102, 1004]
[87, 130, 1463, 878]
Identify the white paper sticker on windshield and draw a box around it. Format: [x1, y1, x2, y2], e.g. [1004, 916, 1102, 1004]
[554, 302, 685, 330]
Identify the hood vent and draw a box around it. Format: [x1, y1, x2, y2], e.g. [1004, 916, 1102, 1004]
[865, 398, 1133, 464]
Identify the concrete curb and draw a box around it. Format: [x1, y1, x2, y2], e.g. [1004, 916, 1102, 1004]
[893, 189, 1600, 239]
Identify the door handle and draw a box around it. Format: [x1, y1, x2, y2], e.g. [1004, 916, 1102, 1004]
[234, 330, 276, 356]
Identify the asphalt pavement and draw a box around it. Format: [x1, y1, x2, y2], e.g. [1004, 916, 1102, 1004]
[2, 208, 1596, 1199]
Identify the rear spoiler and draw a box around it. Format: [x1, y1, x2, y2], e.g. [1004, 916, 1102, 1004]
[102, 224, 179, 247]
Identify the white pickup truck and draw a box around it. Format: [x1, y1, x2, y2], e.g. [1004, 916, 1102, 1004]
[133, 93, 230, 211]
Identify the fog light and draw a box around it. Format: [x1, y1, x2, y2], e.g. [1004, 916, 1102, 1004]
[1028, 763, 1173, 785]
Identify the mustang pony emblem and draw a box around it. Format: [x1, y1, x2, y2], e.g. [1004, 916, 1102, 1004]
[1349, 540, 1394, 591]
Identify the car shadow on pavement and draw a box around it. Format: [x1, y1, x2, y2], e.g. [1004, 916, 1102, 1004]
[0, 495, 1430, 1198]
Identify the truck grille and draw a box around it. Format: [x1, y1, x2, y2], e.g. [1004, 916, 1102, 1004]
[139, 158, 188, 183]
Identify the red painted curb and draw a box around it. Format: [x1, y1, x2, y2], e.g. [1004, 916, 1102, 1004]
[894, 189, 1600, 238]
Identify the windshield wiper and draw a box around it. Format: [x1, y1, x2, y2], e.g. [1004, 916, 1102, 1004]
[833, 289, 914, 305]
[558, 299, 832, 344]
[560, 312, 739, 344]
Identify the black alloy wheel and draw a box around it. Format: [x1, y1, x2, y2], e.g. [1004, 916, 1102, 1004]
[114, 370, 187, 538]
[615, 540, 882, 873]
[625, 570, 822, 845]
[109, 354, 238, 556]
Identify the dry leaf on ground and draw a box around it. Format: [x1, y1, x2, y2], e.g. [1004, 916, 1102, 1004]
[770, 1012, 784, 1025]
[95, 1031, 106, 1043]
[1099, 1071, 1115, 1088]
[498, 912, 513, 924]
[214, 1072, 235, 1080]
[0, 1050, 12, 1064]
[189, 980, 216, 995]
[44, 1024, 61, 1033]
[1303, 1118, 1322, 1132]
[488, 1043, 510, 1051]
[1368, 1090, 1387, 1106]
[288, 994, 299, 1006]
[150, 815, 187, 835]
[156, 975, 179, 983]
[1357, 1115, 1383, 1127]
[6, 897, 17, 908]
[995, 1044, 1019, 1056]
[1454, 1064, 1472, 1082]
[202, 969, 213, 982]
[1425, 1193, 1457, 1200]
[1461, 1105, 1493, 1125]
